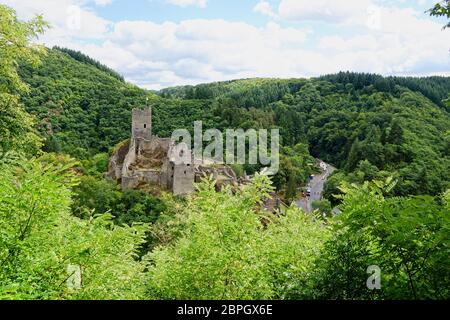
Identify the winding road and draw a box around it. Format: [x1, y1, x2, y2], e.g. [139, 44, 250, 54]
[296, 161, 335, 214]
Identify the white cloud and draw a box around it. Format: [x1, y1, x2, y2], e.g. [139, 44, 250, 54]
[253, 1, 277, 19]
[90, 19, 311, 88]
[166, 0, 207, 8]
[2, 0, 111, 42]
[3, 0, 449, 89]
[78, 9, 449, 88]
[94, 0, 113, 6]
[278, 0, 374, 24]
[417, 0, 434, 6]
[315, 6, 450, 75]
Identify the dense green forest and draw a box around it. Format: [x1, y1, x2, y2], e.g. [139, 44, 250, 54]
[18, 47, 450, 199]
[1, 4, 449, 300]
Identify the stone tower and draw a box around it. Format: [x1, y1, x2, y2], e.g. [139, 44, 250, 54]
[132, 107, 152, 140]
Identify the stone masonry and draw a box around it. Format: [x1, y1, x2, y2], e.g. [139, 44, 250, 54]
[108, 106, 239, 196]
[108, 107, 194, 196]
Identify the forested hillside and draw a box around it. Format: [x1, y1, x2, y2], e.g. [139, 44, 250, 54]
[1, 4, 449, 300]
[320, 72, 450, 108]
[18, 48, 222, 158]
[18, 48, 450, 199]
[160, 76, 450, 198]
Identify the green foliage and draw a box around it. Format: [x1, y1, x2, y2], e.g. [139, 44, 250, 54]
[301, 82, 450, 198]
[17, 46, 449, 197]
[311, 199, 332, 216]
[160, 78, 306, 108]
[146, 175, 329, 299]
[0, 6, 447, 300]
[0, 159, 147, 299]
[273, 143, 317, 202]
[72, 175, 166, 226]
[81, 153, 109, 177]
[230, 163, 245, 178]
[18, 48, 153, 157]
[0, 93, 42, 157]
[428, 1, 450, 28]
[18, 48, 224, 159]
[321, 72, 450, 107]
[0, 5, 47, 94]
[146, 194, 190, 250]
[0, 5, 47, 157]
[302, 179, 450, 300]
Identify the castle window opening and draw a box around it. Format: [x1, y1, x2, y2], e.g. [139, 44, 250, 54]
[144, 124, 147, 128]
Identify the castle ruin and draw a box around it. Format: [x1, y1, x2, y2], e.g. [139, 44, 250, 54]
[107, 107, 238, 196]
[108, 107, 194, 195]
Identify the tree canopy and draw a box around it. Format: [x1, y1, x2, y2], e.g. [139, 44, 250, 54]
[0, 3, 449, 301]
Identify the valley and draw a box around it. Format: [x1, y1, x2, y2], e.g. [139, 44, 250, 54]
[296, 161, 335, 214]
[1, 2, 449, 300]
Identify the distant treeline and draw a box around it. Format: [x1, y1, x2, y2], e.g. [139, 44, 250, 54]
[53, 46, 125, 82]
[159, 73, 450, 111]
[320, 71, 450, 108]
[159, 78, 306, 108]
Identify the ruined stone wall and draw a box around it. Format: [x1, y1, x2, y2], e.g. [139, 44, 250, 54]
[168, 142, 191, 164]
[173, 164, 195, 196]
[121, 176, 139, 190]
[121, 170, 161, 190]
[161, 159, 174, 190]
[133, 137, 171, 170]
[139, 138, 171, 159]
[108, 106, 200, 195]
[121, 138, 137, 181]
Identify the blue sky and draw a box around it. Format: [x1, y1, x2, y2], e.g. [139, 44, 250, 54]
[4, 0, 450, 89]
[96, 0, 267, 25]
[92, 0, 441, 25]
